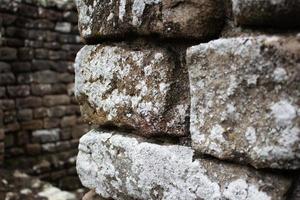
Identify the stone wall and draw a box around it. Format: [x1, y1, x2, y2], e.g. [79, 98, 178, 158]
[0, 0, 87, 189]
[74, 0, 300, 199]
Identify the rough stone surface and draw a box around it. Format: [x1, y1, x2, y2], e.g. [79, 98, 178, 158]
[232, 0, 300, 28]
[187, 35, 300, 169]
[74, 42, 189, 137]
[74, 0, 225, 41]
[77, 129, 292, 200]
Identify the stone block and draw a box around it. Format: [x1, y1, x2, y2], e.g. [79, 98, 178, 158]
[61, 115, 77, 127]
[17, 73, 33, 84]
[232, 0, 300, 28]
[0, 129, 4, 141]
[17, 109, 33, 122]
[75, 0, 225, 40]
[19, 47, 34, 60]
[187, 35, 300, 169]
[42, 143, 57, 153]
[0, 47, 17, 60]
[26, 143, 42, 156]
[16, 131, 29, 145]
[4, 122, 20, 133]
[7, 85, 30, 97]
[75, 43, 189, 137]
[32, 70, 59, 84]
[0, 73, 15, 85]
[0, 62, 11, 72]
[11, 62, 32, 72]
[46, 106, 67, 118]
[55, 22, 72, 33]
[77, 130, 292, 200]
[0, 87, 5, 98]
[21, 120, 43, 130]
[0, 99, 15, 111]
[44, 117, 60, 129]
[16, 97, 42, 108]
[43, 94, 70, 107]
[33, 107, 47, 118]
[32, 128, 60, 143]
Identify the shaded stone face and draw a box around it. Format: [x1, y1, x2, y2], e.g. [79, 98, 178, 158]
[187, 36, 300, 169]
[232, 0, 300, 28]
[77, 130, 292, 200]
[74, 0, 225, 41]
[74, 43, 189, 137]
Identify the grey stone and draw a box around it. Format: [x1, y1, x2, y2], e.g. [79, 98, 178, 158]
[32, 129, 60, 143]
[74, 43, 189, 137]
[232, 0, 300, 28]
[55, 22, 72, 33]
[187, 35, 300, 169]
[75, 0, 225, 41]
[77, 129, 292, 200]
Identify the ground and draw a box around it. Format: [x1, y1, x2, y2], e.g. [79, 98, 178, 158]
[0, 168, 85, 200]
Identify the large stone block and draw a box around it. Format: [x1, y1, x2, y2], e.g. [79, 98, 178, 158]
[74, 43, 189, 137]
[187, 36, 300, 169]
[77, 129, 292, 200]
[232, 0, 300, 28]
[75, 0, 225, 41]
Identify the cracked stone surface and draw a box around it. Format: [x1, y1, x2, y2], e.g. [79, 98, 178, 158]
[77, 129, 292, 200]
[74, 0, 225, 41]
[74, 42, 189, 137]
[232, 0, 300, 28]
[187, 35, 300, 169]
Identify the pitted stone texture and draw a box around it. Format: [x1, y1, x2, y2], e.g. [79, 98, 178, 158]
[77, 129, 292, 200]
[232, 0, 300, 28]
[187, 36, 300, 169]
[74, 0, 225, 41]
[74, 43, 189, 137]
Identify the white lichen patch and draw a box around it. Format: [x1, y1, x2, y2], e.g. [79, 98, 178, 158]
[131, 0, 161, 26]
[74, 0, 93, 36]
[270, 100, 297, 127]
[245, 127, 256, 145]
[77, 130, 291, 200]
[272, 67, 288, 83]
[224, 179, 270, 200]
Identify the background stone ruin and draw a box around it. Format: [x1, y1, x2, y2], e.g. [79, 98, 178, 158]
[0, 0, 89, 191]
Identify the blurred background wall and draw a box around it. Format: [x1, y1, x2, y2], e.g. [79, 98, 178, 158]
[0, 0, 88, 190]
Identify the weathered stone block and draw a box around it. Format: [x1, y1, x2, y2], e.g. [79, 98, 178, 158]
[43, 94, 70, 107]
[26, 143, 42, 156]
[232, 0, 300, 28]
[187, 36, 300, 169]
[0, 62, 11, 72]
[44, 117, 60, 129]
[75, 0, 225, 41]
[0, 99, 15, 110]
[7, 85, 30, 97]
[21, 120, 43, 130]
[32, 70, 59, 84]
[55, 22, 72, 33]
[77, 130, 292, 200]
[0, 47, 17, 60]
[16, 97, 42, 108]
[17, 109, 33, 122]
[75, 43, 189, 137]
[0, 73, 15, 85]
[32, 128, 60, 143]
[61, 115, 76, 127]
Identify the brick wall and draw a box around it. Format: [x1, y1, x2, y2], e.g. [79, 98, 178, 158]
[0, 0, 87, 189]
